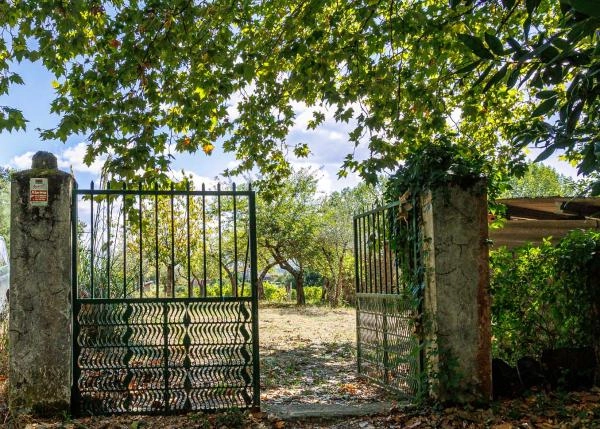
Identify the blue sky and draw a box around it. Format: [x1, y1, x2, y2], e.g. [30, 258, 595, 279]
[0, 59, 579, 193]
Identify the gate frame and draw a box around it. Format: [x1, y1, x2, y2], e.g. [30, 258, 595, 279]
[70, 182, 260, 415]
[353, 198, 424, 397]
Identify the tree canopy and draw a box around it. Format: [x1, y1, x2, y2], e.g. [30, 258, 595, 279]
[1, 1, 598, 192]
[499, 163, 584, 198]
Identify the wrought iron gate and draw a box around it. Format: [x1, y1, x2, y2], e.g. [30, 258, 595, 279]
[71, 182, 259, 415]
[353, 198, 423, 396]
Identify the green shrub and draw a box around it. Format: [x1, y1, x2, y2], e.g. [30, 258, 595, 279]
[203, 282, 251, 297]
[262, 281, 288, 302]
[490, 229, 599, 363]
[304, 286, 323, 305]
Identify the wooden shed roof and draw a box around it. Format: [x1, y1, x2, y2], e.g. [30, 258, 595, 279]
[498, 196, 600, 220]
[490, 197, 600, 248]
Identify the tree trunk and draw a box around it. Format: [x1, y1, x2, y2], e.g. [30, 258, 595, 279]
[321, 278, 329, 303]
[165, 263, 174, 296]
[257, 260, 278, 300]
[295, 270, 306, 305]
[221, 263, 238, 296]
[199, 278, 206, 297]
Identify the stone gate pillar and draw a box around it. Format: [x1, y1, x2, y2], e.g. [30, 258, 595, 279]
[421, 180, 492, 403]
[9, 151, 74, 415]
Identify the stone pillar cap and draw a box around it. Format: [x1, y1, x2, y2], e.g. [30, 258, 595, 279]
[32, 151, 58, 170]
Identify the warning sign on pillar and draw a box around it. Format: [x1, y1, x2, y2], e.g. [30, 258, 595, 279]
[30, 178, 49, 207]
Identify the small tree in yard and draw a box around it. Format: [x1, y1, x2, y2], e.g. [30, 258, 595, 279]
[316, 183, 379, 306]
[257, 170, 320, 305]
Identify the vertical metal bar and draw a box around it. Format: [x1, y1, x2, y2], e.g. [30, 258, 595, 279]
[362, 215, 369, 294]
[138, 183, 143, 298]
[353, 216, 360, 296]
[163, 302, 170, 413]
[107, 184, 111, 299]
[90, 181, 95, 299]
[202, 183, 207, 297]
[248, 188, 260, 409]
[72, 184, 78, 299]
[170, 183, 175, 298]
[381, 207, 389, 294]
[123, 183, 127, 299]
[383, 299, 390, 385]
[353, 215, 362, 375]
[394, 205, 401, 293]
[217, 183, 223, 297]
[375, 207, 383, 294]
[233, 183, 238, 297]
[155, 183, 159, 298]
[124, 302, 132, 412]
[71, 181, 81, 416]
[366, 213, 373, 294]
[183, 302, 191, 410]
[186, 181, 191, 298]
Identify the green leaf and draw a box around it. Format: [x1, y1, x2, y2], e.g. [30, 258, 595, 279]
[456, 60, 481, 74]
[534, 145, 556, 162]
[563, 0, 600, 18]
[501, 0, 516, 9]
[506, 68, 520, 88]
[472, 63, 494, 88]
[536, 90, 558, 99]
[531, 97, 558, 117]
[483, 64, 508, 91]
[457, 34, 495, 59]
[485, 33, 505, 56]
[507, 37, 525, 55]
[526, 0, 541, 15]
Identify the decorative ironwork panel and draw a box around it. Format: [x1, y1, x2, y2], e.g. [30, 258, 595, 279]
[74, 298, 255, 415]
[72, 183, 259, 416]
[356, 293, 420, 396]
[353, 198, 423, 396]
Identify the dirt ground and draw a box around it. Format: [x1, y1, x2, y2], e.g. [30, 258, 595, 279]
[259, 303, 388, 407]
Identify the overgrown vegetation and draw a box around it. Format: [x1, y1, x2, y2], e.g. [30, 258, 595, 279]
[490, 229, 600, 364]
[2, 1, 598, 194]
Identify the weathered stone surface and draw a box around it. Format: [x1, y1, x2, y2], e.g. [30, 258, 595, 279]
[9, 153, 74, 416]
[31, 151, 58, 170]
[421, 180, 492, 403]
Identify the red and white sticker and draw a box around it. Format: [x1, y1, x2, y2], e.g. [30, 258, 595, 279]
[30, 178, 49, 207]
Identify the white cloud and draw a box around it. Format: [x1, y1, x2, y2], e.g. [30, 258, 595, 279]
[10, 152, 35, 170]
[58, 143, 104, 174]
[294, 162, 332, 194]
[9, 143, 104, 175]
[168, 170, 219, 190]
